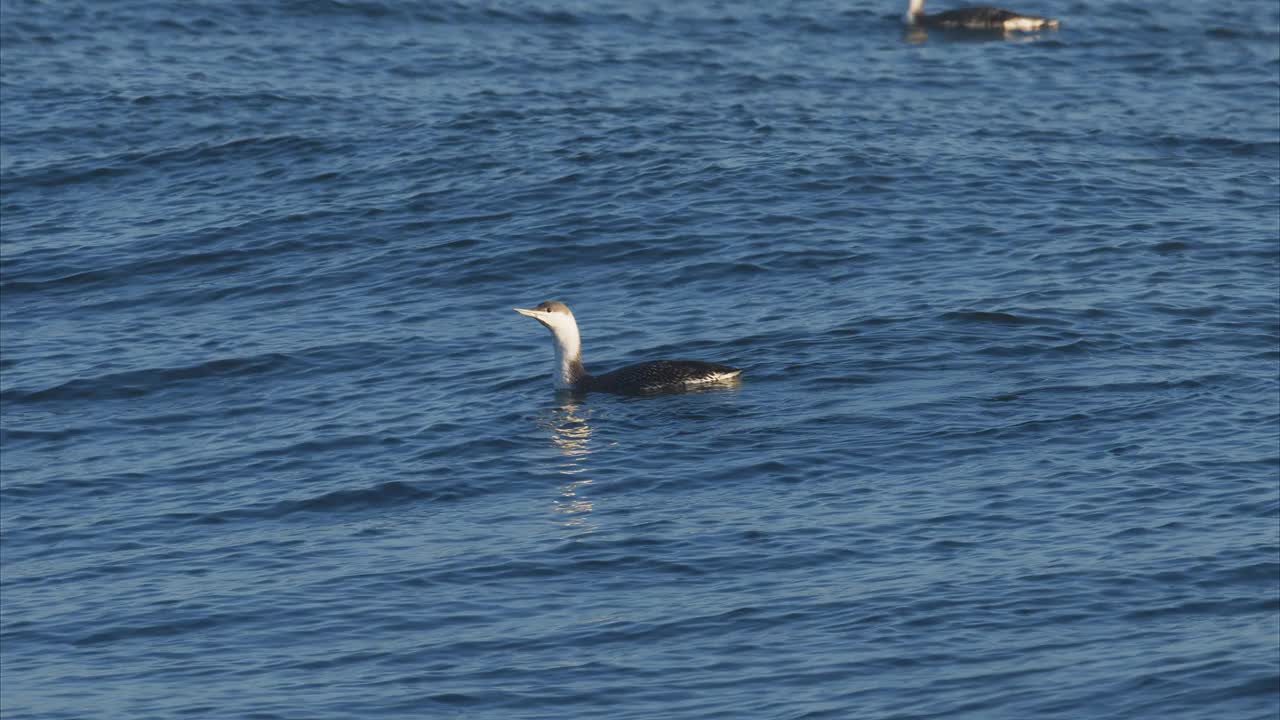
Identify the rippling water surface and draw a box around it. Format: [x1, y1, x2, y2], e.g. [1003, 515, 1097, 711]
[2, 1, 1278, 718]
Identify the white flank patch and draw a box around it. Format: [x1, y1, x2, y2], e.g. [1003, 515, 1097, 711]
[1003, 17, 1055, 31]
[689, 369, 744, 385]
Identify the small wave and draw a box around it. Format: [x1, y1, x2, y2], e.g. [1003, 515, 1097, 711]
[0, 426, 88, 447]
[1, 231, 344, 297]
[808, 375, 874, 387]
[1, 134, 336, 191]
[673, 260, 769, 282]
[1009, 375, 1233, 398]
[1151, 134, 1280, 158]
[169, 480, 472, 526]
[1123, 596, 1274, 621]
[1202, 561, 1280, 587]
[1204, 26, 1280, 41]
[0, 353, 298, 405]
[940, 310, 1066, 326]
[74, 612, 250, 647]
[270, 480, 449, 516]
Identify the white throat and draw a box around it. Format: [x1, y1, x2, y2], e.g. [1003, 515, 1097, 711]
[548, 321, 583, 390]
[907, 0, 925, 21]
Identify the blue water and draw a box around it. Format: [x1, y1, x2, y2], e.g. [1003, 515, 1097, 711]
[2, 1, 1278, 718]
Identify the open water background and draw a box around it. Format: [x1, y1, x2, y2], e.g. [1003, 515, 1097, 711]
[2, 1, 1278, 718]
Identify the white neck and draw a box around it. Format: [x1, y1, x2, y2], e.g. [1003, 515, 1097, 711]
[907, 0, 925, 20]
[549, 321, 584, 390]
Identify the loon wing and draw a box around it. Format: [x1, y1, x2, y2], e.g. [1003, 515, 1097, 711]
[589, 360, 742, 395]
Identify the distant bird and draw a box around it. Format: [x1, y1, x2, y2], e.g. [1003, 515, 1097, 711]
[905, 0, 1060, 31]
[514, 301, 742, 395]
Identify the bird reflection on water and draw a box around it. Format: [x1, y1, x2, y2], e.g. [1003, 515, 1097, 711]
[538, 400, 596, 528]
[534, 382, 741, 529]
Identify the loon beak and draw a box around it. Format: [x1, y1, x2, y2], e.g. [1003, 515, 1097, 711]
[514, 307, 549, 326]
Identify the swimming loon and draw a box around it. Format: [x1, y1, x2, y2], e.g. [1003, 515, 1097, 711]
[514, 301, 742, 395]
[906, 0, 1059, 30]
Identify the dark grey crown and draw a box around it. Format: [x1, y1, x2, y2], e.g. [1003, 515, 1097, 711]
[532, 301, 574, 315]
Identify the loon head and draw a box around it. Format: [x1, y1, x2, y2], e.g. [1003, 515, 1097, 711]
[514, 301, 577, 333]
[514, 301, 586, 390]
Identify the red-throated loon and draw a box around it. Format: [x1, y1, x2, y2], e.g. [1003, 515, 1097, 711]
[906, 0, 1059, 30]
[514, 301, 742, 395]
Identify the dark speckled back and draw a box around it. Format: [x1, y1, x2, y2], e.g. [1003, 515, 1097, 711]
[588, 360, 742, 395]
